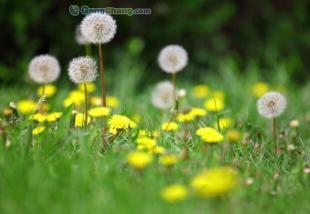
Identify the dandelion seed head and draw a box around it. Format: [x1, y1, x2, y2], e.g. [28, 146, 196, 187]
[158, 45, 188, 73]
[28, 55, 60, 84]
[151, 81, 174, 109]
[75, 24, 89, 45]
[257, 91, 287, 118]
[80, 12, 117, 44]
[68, 56, 97, 84]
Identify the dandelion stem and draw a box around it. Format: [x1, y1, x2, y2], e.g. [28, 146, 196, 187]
[83, 83, 88, 127]
[272, 117, 277, 155]
[214, 98, 221, 132]
[172, 73, 177, 102]
[42, 84, 46, 96]
[85, 44, 91, 56]
[98, 43, 106, 107]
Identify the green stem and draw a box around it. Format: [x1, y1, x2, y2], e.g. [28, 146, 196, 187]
[172, 73, 177, 102]
[273, 117, 277, 155]
[83, 83, 88, 127]
[85, 44, 91, 56]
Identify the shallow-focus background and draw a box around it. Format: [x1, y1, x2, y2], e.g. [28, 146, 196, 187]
[0, 0, 309, 84]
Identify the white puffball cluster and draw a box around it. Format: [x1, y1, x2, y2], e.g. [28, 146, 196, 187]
[28, 54, 61, 84]
[257, 91, 287, 118]
[68, 56, 97, 84]
[151, 81, 174, 109]
[75, 24, 89, 45]
[158, 45, 188, 73]
[80, 12, 117, 44]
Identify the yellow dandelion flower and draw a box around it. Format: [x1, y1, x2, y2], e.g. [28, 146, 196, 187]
[162, 122, 178, 132]
[30, 113, 46, 123]
[108, 115, 137, 134]
[90, 96, 102, 106]
[136, 137, 156, 150]
[191, 167, 238, 198]
[77, 82, 96, 93]
[196, 127, 224, 143]
[32, 126, 45, 135]
[153, 146, 165, 155]
[68, 90, 85, 101]
[37, 84, 57, 97]
[17, 100, 37, 115]
[190, 107, 207, 118]
[63, 90, 85, 107]
[132, 113, 141, 123]
[152, 130, 160, 138]
[226, 129, 240, 142]
[74, 113, 91, 127]
[46, 112, 62, 122]
[127, 151, 152, 169]
[211, 90, 225, 100]
[138, 129, 149, 138]
[177, 112, 195, 123]
[192, 85, 209, 98]
[217, 117, 232, 129]
[251, 82, 269, 97]
[161, 184, 188, 203]
[107, 96, 119, 108]
[204, 98, 224, 112]
[88, 107, 111, 118]
[90, 96, 120, 108]
[159, 154, 179, 166]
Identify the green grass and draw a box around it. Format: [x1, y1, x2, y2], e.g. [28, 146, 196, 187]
[0, 59, 309, 214]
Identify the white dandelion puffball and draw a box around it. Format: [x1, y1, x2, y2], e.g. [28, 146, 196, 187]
[68, 57, 97, 84]
[151, 81, 174, 109]
[28, 55, 60, 84]
[257, 91, 287, 118]
[80, 12, 117, 44]
[158, 45, 188, 73]
[75, 24, 89, 45]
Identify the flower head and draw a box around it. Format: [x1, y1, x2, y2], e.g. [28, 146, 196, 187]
[257, 91, 287, 118]
[81, 12, 117, 44]
[191, 167, 238, 198]
[74, 113, 91, 127]
[204, 98, 224, 112]
[136, 137, 157, 150]
[28, 55, 60, 84]
[196, 127, 224, 143]
[161, 184, 188, 203]
[226, 130, 241, 142]
[151, 81, 174, 109]
[75, 24, 89, 45]
[17, 100, 37, 115]
[37, 84, 57, 97]
[162, 122, 179, 132]
[159, 154, 179, 166]
[127, 151, 152, 169]
[158, 45, 188, 73]
[68, 57, 97, 84]
[108, 115, 137, 134]
[32, 126, 45, 135]
[252, 82, 269, 97]
[88, 107, 111, 118]
[193, 85, 209, 98]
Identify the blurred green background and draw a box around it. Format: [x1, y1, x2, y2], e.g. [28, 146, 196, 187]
[0, 0, 309, 84]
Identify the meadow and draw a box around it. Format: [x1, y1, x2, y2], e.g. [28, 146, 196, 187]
[0, 11, 310, 214]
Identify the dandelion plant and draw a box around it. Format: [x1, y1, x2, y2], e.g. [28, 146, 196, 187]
[80, 12, 117, 107]
[28, 54, 60, 112]
[68, 56, 98, 126]
[257, 91, 287, 155]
